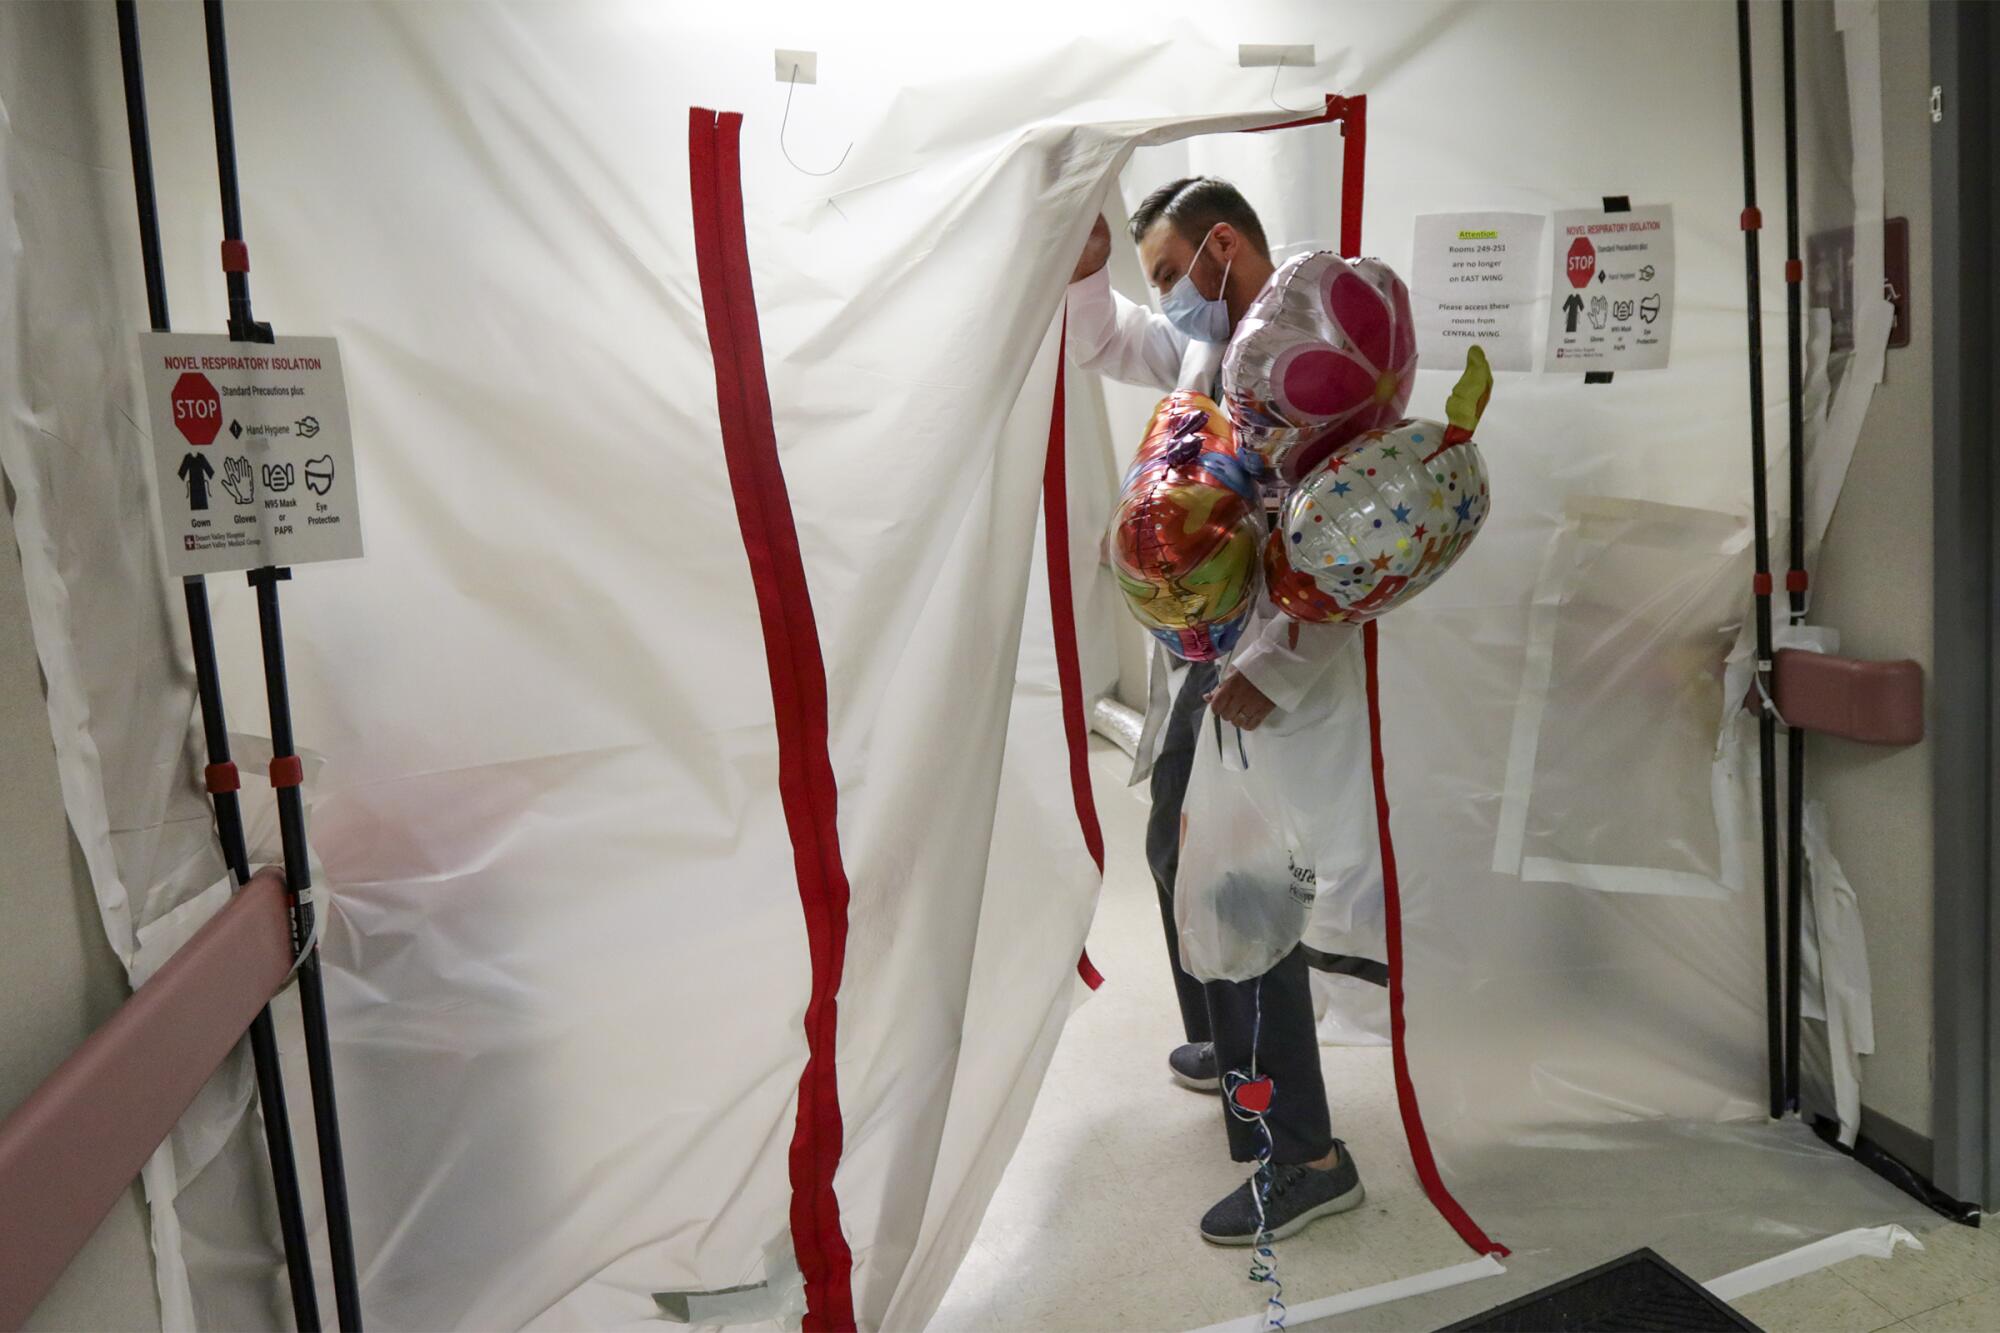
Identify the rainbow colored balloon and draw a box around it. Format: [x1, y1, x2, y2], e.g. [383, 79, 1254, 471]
[1220, 253, 1418, 483]
[1265, 347, 1494, 625]
[1111, 392, 1265, 661]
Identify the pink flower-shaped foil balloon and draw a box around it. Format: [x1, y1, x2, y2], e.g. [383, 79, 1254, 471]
[1220, 253, 1417, 483]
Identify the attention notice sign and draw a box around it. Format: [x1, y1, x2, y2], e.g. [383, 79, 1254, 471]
[1410, 212, 1545, 373]
[139, 333, 364, 576]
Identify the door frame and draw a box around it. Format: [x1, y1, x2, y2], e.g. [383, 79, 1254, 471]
[1929, 0, 1999, 1212]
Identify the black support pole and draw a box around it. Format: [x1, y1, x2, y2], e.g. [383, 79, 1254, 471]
[202, 0, 267, 345]
[117, 2, 168, 334]
[200, 2, 362, 1327]
[1736, 0, 1786, 1121]
[245, 564, 362, 1333]
[114, 5, 322, 1328]
[1779, 0, 1809, 1116]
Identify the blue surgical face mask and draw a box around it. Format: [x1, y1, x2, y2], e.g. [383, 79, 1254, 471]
[1159, 225, 1233, 343]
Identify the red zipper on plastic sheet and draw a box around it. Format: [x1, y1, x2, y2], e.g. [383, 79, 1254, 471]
[1365, 622, 1509, 1258]
[1041, 315, 1108, 990]
[1315, 92, 1503, 1257]
[689, 107, 859, 1332]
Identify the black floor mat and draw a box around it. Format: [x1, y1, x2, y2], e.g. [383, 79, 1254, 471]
[1440, 1248, 1761, 1332]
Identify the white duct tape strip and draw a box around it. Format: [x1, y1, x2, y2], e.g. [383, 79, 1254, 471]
[1519, 858, 1731, 901]
[1705, 1224, 1923, 1303]
[1491, 509, 1582, 877]
[654, 1234, 805, 1329]
[1187, 1255, 1507, 1333]
[1808, 0, 1891, 563]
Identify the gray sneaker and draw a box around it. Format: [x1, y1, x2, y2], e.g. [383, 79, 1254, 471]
[1199, 1142, 1365, 1245]
[1168, 1042, 1220, 1093]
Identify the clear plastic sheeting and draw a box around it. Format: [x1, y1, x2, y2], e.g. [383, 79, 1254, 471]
[1494, 497, 1752, 900]
[0, 2, 1920, 1332]
[1310, 973, 1389, 1048]
[1704, 1224, 1922, 1302]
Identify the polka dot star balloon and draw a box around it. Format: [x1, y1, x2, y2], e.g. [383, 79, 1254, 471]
[1111, 391, 1266, 661]
[1266, 346, 1494, 626]
[1220, 252, 1418, 484]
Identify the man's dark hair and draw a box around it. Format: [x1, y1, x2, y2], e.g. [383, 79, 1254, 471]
[1128, 176, 1271, 258]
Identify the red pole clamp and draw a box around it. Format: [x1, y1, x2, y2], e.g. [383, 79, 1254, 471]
[204, 762, 240, 794]
[269, 755, 305, 789]
[1753, 572, 1774, 596]
[1787, 569, 1809, 593]
[1741, 207, 1763, 231]
[220, 239, 250, 273]
[1785, 260, 1803, 283]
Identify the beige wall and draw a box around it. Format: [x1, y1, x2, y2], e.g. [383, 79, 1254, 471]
[1809, 0, 1934, 1146]
[1, 494, 161, 1330]
[0, 6, 159, 1322]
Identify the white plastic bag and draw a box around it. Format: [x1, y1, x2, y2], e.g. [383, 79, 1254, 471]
[1176, 715, 1318, 982]
[1176, 616, 1380, 983]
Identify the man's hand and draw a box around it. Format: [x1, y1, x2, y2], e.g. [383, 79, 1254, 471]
[1071, 214, 1112, 285]
[1207, 669, 1277, 731]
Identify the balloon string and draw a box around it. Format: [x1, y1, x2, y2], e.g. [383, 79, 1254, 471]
[1222, 978, 1286, 1330]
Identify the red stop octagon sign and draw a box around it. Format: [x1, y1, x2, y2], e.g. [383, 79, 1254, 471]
[171, 372, 222, 446]
[1566, 236, 1597, 290]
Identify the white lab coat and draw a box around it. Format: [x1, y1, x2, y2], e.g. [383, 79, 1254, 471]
[1065, 266, 1384, 982]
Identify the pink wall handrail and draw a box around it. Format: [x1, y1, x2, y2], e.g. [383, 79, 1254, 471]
[0, 868, 295, 1331]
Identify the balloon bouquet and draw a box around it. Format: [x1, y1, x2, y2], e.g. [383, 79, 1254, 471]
[1110, 249, 1496, 656]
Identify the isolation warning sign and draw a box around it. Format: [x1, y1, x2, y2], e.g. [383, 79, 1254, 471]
[1545, 205, 1674, 372]
[140, 332, 364, 576]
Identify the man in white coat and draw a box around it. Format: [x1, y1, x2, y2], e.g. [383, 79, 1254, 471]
[1067, 177, 1371, 1244]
